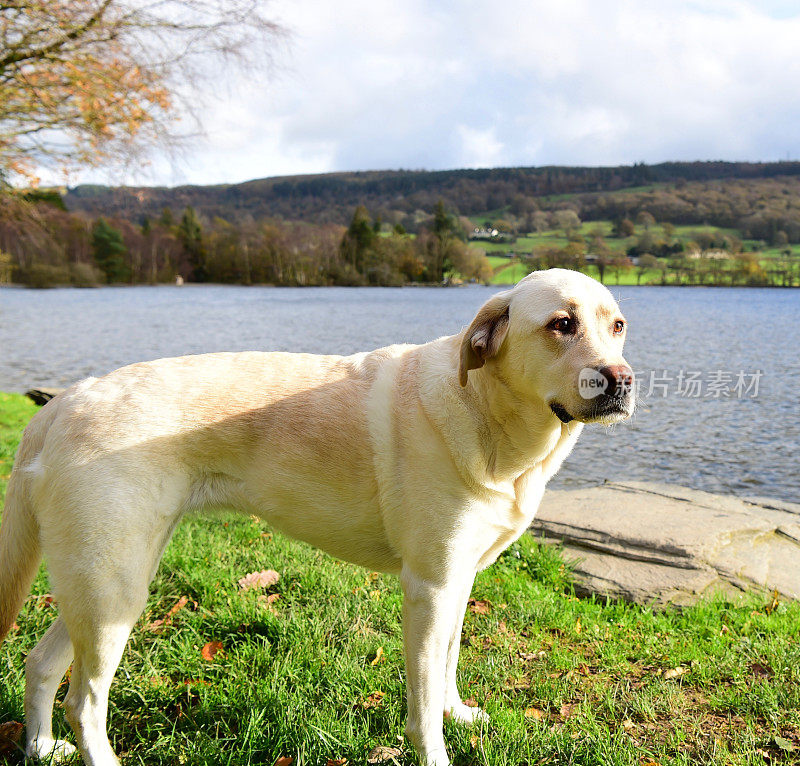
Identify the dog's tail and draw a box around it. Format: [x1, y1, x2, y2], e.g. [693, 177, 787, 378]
[0, 398, 59, 643]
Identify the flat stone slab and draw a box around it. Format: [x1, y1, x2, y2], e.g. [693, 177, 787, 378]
[533, 481, 800, 605]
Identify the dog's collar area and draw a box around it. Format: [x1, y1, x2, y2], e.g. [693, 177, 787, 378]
[550, 402, 574, 424]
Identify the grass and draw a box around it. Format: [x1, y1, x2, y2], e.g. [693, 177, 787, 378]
[2, 393, 800, 764]
[469, 218, 799, 286]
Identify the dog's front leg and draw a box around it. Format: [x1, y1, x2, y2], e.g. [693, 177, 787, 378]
[443, 574, 488, 726]
[401, 565, 466, 766]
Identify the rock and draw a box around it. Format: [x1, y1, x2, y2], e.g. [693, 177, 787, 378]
[532, 481, 800, 606]
[25, 388, 65, 406]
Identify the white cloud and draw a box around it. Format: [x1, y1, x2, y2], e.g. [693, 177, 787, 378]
[64, 0, 800, 186]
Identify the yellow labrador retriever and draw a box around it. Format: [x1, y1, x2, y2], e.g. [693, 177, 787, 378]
[0, 268, 633, 766]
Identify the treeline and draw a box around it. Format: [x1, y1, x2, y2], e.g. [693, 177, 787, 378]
[550, 176, 800, 246]
[0, 195, 492, 287]
[64, 161, 800, 228]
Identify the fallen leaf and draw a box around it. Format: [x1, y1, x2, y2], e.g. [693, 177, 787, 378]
[622, 719, 635, 730]
[370, 647, 385, 666]
[663, 666, 687, 680]
[147, 595, 189, 632]
[201, 641, 224, 661]
[559, 703, 577, 719]
[750, 662, 773, 678]
[467, 598, 491, 615]
[366, 745, 402, 764]
[258, 593, 281, 609]
[463, 697, 477, 708]
[574, 618, 582, 635]
[361, 691, 385, 709]
[469, 734, 479, 749]
[0, 721, 23, 755]
[640, 761, 662, 766]
[525, 707, 544, 719]
[274, 758, 294, 766]
[326, 760, 348, 766]
[238, 569, 280, 591]
[774, 735, 795, 752]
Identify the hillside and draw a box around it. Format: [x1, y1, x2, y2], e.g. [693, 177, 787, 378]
[64, 161, 800, 227]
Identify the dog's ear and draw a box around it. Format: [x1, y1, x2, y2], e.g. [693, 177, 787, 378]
[458, 292, 511, 387]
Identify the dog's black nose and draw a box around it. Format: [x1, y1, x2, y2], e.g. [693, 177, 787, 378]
[596, 365, 634, 397]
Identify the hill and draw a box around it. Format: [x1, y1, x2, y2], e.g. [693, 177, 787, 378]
[64, 161, 800, 227]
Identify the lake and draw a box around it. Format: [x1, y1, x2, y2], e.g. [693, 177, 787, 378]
[0, 284, 798, 502]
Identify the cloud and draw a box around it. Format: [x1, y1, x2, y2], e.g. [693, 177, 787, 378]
[67, 0, 800, 186]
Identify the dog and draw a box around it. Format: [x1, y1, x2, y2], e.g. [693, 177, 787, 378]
[0, 268, 634, 765]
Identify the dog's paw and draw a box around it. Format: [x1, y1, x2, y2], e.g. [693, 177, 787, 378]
[27, 738, 78, 762]
[445, 702, 489, 726]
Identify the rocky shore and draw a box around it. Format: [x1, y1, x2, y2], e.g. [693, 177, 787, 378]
[534, 481, 800, 605]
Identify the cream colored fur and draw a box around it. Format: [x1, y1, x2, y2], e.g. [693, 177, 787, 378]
[0, 269, 632, 766]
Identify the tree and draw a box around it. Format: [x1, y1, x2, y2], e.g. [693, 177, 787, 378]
[0, 1, 284, 180]
[612, 218, 635, 238]
[178, 206, 205, 281]
[340, 205, 375, 274]
[91, 217, 128, 282]
[636, 253, 660, 284]
[636, 210, 656, 230]
[554, 209, 581, 239]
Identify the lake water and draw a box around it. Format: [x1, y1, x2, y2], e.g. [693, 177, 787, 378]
[0, 284, 798, 502]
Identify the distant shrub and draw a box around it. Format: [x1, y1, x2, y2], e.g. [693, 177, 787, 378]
[70, 262, 102, 287]
[18, 263, 70, 288]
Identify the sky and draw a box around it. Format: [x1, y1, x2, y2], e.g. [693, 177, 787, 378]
[72, 0, 800, 187]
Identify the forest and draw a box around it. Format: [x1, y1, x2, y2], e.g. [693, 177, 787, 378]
[2, 161, 800, 288]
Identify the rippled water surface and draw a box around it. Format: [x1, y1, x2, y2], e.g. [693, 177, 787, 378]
[1, 284, 798, 501]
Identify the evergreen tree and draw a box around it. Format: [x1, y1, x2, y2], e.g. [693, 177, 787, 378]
[341, 205, 375, 273]
[91, 218, 129, 283]
[178, 206, 207, 281]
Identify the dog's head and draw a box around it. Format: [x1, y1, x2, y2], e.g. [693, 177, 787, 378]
[459, 268, 634, 425]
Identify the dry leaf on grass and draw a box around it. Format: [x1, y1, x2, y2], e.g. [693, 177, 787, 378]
[559, 703, 577, 719]
[366, 745, 402, 764]
[361, 691, 385, 709]
[663, 666, 687, 680]
[258, 593, 281, 609]
[201, 641, 224, 661]
[370, 647, 385, 666]
[238, 569, 280, 591]
[0, 721, 23, 755]
[467, 598, 491, 615]
[147, 595, 189, 632]
[525, 707, 544, 720]
[274, 758, 293, 766]
[326, 760, 348, 765]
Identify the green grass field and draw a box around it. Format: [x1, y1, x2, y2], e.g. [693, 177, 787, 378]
[2, 393, 800, 764]
[470, 216, 798, 286]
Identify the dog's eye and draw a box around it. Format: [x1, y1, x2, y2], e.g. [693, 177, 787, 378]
[613, 320, 625, 335]
[548, 317, 575, 334]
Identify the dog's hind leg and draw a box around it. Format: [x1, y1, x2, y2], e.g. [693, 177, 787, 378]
[24, 616, 76, 761]
[40, 482, 185, 765]
[62, 611, 143, 766]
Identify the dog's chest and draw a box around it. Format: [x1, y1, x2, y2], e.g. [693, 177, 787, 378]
[473, 471, 546, 570]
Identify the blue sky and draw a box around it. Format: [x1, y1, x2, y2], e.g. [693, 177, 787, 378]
[73, 0, 800, 186]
